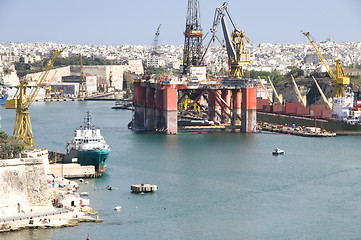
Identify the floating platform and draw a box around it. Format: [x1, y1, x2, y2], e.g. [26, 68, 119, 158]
[131, 184, 158, 193]
[49, 163, 100, 178]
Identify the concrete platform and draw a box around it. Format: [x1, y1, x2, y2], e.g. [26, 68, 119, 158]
[50, 164, 96, 178]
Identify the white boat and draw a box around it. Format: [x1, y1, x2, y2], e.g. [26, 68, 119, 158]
[272, 147, 285, 155]
[114, 206, 122, 211]
[80, 192, 89, 196]
[63, 111, 110, 172]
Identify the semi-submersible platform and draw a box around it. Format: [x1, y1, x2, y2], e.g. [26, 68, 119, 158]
[129, 1, 257, 135]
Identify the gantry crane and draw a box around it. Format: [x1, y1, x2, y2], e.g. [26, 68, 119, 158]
[267, 76, 283, 105]
[201, 2, 250, 78]
[312, 76, 332, 109]
[290, 74, 307, 107]
[302, 31, 350, 98]
[5, 48, 65, 146]
[257, 76, 273, 105]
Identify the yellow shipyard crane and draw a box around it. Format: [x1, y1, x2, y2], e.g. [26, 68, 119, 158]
[302, 31, 350, 97]
[312, 76, 333, 109]
[267, 76, 283, 105]
[45, 70, 57, 98]
[257, 76, 273, 105]
[5, 48, 65, 147]
[290, 74, 307, 107]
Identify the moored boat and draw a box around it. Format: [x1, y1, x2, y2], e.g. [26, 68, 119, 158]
[63, 111, 110, 173]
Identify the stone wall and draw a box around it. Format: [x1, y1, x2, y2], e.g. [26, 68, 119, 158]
[0, 158, 52, 218]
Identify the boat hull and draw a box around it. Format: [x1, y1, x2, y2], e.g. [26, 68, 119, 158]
[63, 148, 110, 172]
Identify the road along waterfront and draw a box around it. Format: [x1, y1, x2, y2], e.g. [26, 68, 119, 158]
[1, 101, 361, 239]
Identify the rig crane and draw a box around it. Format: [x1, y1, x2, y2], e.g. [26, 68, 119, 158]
[201, 2, 250, 78]
[302, 31, 350, 98]
[5, 48, 65, 147]
[290, 74, 307, 107]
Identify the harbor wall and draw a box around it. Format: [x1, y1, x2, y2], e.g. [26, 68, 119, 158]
[0, 158, 53, 218]
[257, 112, 361, 132]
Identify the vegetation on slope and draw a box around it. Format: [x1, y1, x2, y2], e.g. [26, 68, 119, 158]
[0, 131, 25, 159]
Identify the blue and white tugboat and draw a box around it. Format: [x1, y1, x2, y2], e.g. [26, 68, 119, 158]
[63, 111, 110, 172]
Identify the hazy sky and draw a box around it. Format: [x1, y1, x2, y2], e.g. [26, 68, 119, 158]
[0, 0, 360, 45]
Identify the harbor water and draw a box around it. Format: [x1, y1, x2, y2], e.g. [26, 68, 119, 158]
[1, 101, 361, 239]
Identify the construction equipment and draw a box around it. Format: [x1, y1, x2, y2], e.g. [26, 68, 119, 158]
[182, 0, 203, 74]
[302, 31, 350, 97]
[78, 54, 87, 98]
[151, 24, 161, 55]
[257, 76, 273, 105]
[45, 70, 57, 98]
[5, 48, 65, 146]
[312, 76, 332, 109]
[201, 2, 250, 78]
[290, 74, 307, 107]
[267, 76, 283, 105]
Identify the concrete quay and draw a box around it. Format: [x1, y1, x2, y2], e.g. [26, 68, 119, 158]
[258, 123, 336, 137]
[49, 163, 98, 178]
[0, 206, 102, 233]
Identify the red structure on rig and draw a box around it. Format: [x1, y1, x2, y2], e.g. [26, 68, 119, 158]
[130, 1, 257, 135]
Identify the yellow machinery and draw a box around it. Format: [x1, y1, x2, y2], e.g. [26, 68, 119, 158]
[5, 48, 65, 147]
[229, 29, 250, 78]
[290, 74, 307, 107]
[257, 76, 273, 105]
[267, 76, 283, 105]
[45, 70, 57, 98]
[201, 2, 250, 78]
[302, 31, 350, 97]
[78, 54, 88, 98]
[312, 76, 333, 109]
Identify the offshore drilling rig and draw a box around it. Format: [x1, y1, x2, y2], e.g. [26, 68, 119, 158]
[130, 1, 257, 134]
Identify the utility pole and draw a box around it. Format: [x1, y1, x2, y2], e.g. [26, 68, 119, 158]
[182, 0, 203, 75]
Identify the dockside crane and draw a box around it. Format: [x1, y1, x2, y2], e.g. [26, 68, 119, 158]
[5, 48, 65, 147]
[290, 74, 307, 107]
[267, 76, 283, 105]
[302, 31, 350, 98]
[312, 76, 333, 109]
[151, 24, 161, 55]
[201, 2, 250, 78]
[257, 76, 273, 105]
[45, 70, 57, 99]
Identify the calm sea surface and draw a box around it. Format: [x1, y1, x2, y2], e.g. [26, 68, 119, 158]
[1, 101, 361, 239]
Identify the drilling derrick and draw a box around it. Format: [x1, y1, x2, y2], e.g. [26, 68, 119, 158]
[182, 0, 203, 74]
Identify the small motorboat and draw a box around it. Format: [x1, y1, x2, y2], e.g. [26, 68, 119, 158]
[80, 192, 89, 196]
[272, 147, 285, 155]
[114, 206, 122, 211]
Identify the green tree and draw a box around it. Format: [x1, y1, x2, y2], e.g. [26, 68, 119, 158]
[0, 131, 25, 159]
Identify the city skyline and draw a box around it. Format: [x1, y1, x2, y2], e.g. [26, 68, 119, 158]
[0, 0, 360, 46]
